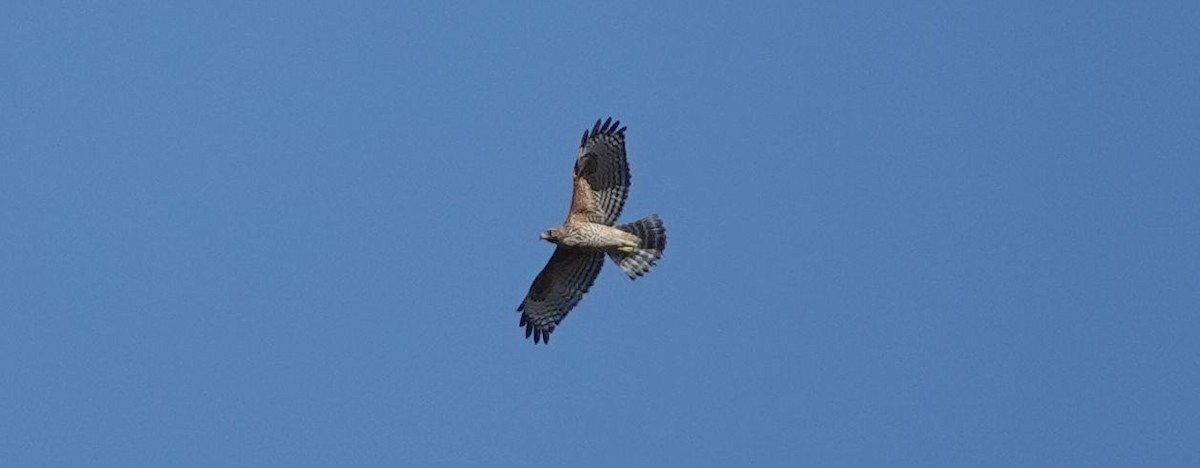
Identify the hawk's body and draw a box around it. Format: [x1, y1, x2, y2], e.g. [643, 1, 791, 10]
[517, 118, 667, 344]
[546, 222, 638, 250]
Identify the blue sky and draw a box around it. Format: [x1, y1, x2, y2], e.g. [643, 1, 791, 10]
[2, 1, 1198, 466]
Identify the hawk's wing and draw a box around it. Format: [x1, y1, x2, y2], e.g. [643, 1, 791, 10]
[568, 117, 630, 226]
[517, 247, 605, 344]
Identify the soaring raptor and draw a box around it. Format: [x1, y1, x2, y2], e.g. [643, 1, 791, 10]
[517, 117, 667, 344]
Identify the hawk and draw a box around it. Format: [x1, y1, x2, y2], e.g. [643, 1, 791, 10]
[517, 117, 667, 344]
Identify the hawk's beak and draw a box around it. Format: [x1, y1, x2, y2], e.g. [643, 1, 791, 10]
[539, 231, 550, 240]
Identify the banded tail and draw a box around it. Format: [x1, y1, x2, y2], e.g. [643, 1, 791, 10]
[609, 214, 667, 279]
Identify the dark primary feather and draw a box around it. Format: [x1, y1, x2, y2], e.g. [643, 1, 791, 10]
[582, 117, 627, 147]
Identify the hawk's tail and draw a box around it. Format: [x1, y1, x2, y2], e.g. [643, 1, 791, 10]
[609, 214, 667, 279]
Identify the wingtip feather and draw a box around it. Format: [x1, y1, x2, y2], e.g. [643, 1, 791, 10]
[582, 117, 627, 146]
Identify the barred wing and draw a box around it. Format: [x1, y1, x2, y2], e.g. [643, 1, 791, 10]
[568, 117, 630, 226]
[517, 247, 605, 344]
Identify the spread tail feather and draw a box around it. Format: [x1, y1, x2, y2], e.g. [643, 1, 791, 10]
[609, 214, 667, 279]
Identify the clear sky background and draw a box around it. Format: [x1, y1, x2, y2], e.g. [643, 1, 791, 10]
[2, 1, 1198, 466]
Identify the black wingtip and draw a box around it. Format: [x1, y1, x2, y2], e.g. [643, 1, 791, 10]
[582, 117, 626, 146]
[519, 312, 554, 344]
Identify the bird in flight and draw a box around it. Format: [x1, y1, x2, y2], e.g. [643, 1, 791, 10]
[517, 117, 667, 344]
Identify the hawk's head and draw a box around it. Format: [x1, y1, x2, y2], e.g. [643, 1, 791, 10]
[539, 227, 562, 244]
